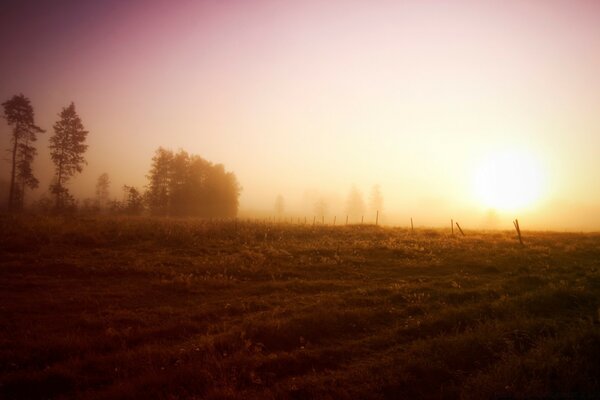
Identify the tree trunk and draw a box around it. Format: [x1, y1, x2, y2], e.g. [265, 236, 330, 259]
[56, 168, 63, 210]
[56, 145, 65, 210]
[8, 136, 18, 211]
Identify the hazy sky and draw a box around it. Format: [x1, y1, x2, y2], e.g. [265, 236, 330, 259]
[1, 0, 600, 229]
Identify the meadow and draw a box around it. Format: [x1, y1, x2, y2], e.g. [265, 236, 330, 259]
[1, 215, 599, 399]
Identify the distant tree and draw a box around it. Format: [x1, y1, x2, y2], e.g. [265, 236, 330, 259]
[146, 147, 173, 215]
[169, 150, 191, 216]
[31, 195, 54, 214]
[369, 184, 383, 216]
[95, 173, 110, 210]
[49, 102, 89, 210]
[145, 147, 240, 217]
[2, 94, 45, 211]
[203, 163, 240, 218]
[345, 186, 365, 222]
[313, 197, 328, 220]
[123, 185, 143, 215]
[274, 195, 285, 218]
[186, 155, 212, 215]
[80, 198, 99, 214]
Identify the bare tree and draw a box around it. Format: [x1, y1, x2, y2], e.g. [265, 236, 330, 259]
[49, 102, 89, 210]
[2, 94, 45, 211]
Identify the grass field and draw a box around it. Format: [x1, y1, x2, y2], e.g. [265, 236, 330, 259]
[1, 215, 599, 399]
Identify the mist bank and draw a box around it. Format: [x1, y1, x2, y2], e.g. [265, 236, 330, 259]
[239, 197, 600, 232]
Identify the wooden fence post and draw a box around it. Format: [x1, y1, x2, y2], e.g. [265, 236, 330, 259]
[456, 222, 465, 236]
[451, 219, 454, 235]
[375, 210, 379, 226]
[411, 217, 414, 232]
[514, 219, 523, 245]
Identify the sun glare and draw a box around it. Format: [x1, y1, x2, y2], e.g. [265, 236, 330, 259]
[473, 150, 545, 212]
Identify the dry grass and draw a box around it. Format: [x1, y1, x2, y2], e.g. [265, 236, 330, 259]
[1, 214, 599, 399]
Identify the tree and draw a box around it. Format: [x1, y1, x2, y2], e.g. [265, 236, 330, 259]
[49, 102, 89, 210]
[123, 185, 143, 215]
[2, 94, 45, 211]
[202, 163, 240, 218]
[274, 195, 285, 219]
[145, 147, 240, 217]
[313, 197, 328, 221]
[169, 150, 191, 216]
[95, 173, 110, 210]
[146, 147, 173, 215]
[369, 184, 383, 217]
[345, 186, 365, 223]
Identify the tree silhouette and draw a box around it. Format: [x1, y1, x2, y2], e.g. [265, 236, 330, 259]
[313, 197, 328, 221]
[369, 184, 383, 217]
[274, 195, 285, 219]
[169, 150, 191, 216]
[95, 173, 110, 210]
[49, 102, 89, 210]
[2, 94, 45, 211]
[202, 162, 240, 218]
[123, 185, 143, 215]
[345, 186, 365, 223]
[146, 147, 173, 215]
[145, 148, 240, 217]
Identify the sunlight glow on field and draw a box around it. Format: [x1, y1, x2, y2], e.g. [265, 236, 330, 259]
[473, 150, 546, 212]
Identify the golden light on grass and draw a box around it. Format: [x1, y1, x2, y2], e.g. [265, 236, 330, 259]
[472, 149, 546, 212]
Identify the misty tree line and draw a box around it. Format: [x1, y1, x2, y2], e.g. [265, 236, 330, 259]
[144, 148, 240, 217]
[274, 184, 384, 223]
[2, 94, 240, 217]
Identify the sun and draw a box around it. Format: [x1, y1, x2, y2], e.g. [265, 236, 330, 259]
[472, 149, 546, 212]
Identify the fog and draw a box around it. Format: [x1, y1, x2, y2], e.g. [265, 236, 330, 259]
[2, 0, 600, 230]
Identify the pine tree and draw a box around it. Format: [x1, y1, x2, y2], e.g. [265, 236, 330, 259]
[2, 94, 45, 211]
[49, 102, 89, 210]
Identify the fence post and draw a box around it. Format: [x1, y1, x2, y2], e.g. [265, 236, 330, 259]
[456, 222, 465, 236]
[514, 219, 523, 245]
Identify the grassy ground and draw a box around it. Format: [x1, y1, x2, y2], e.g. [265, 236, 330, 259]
[1, 215, 599, 399]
